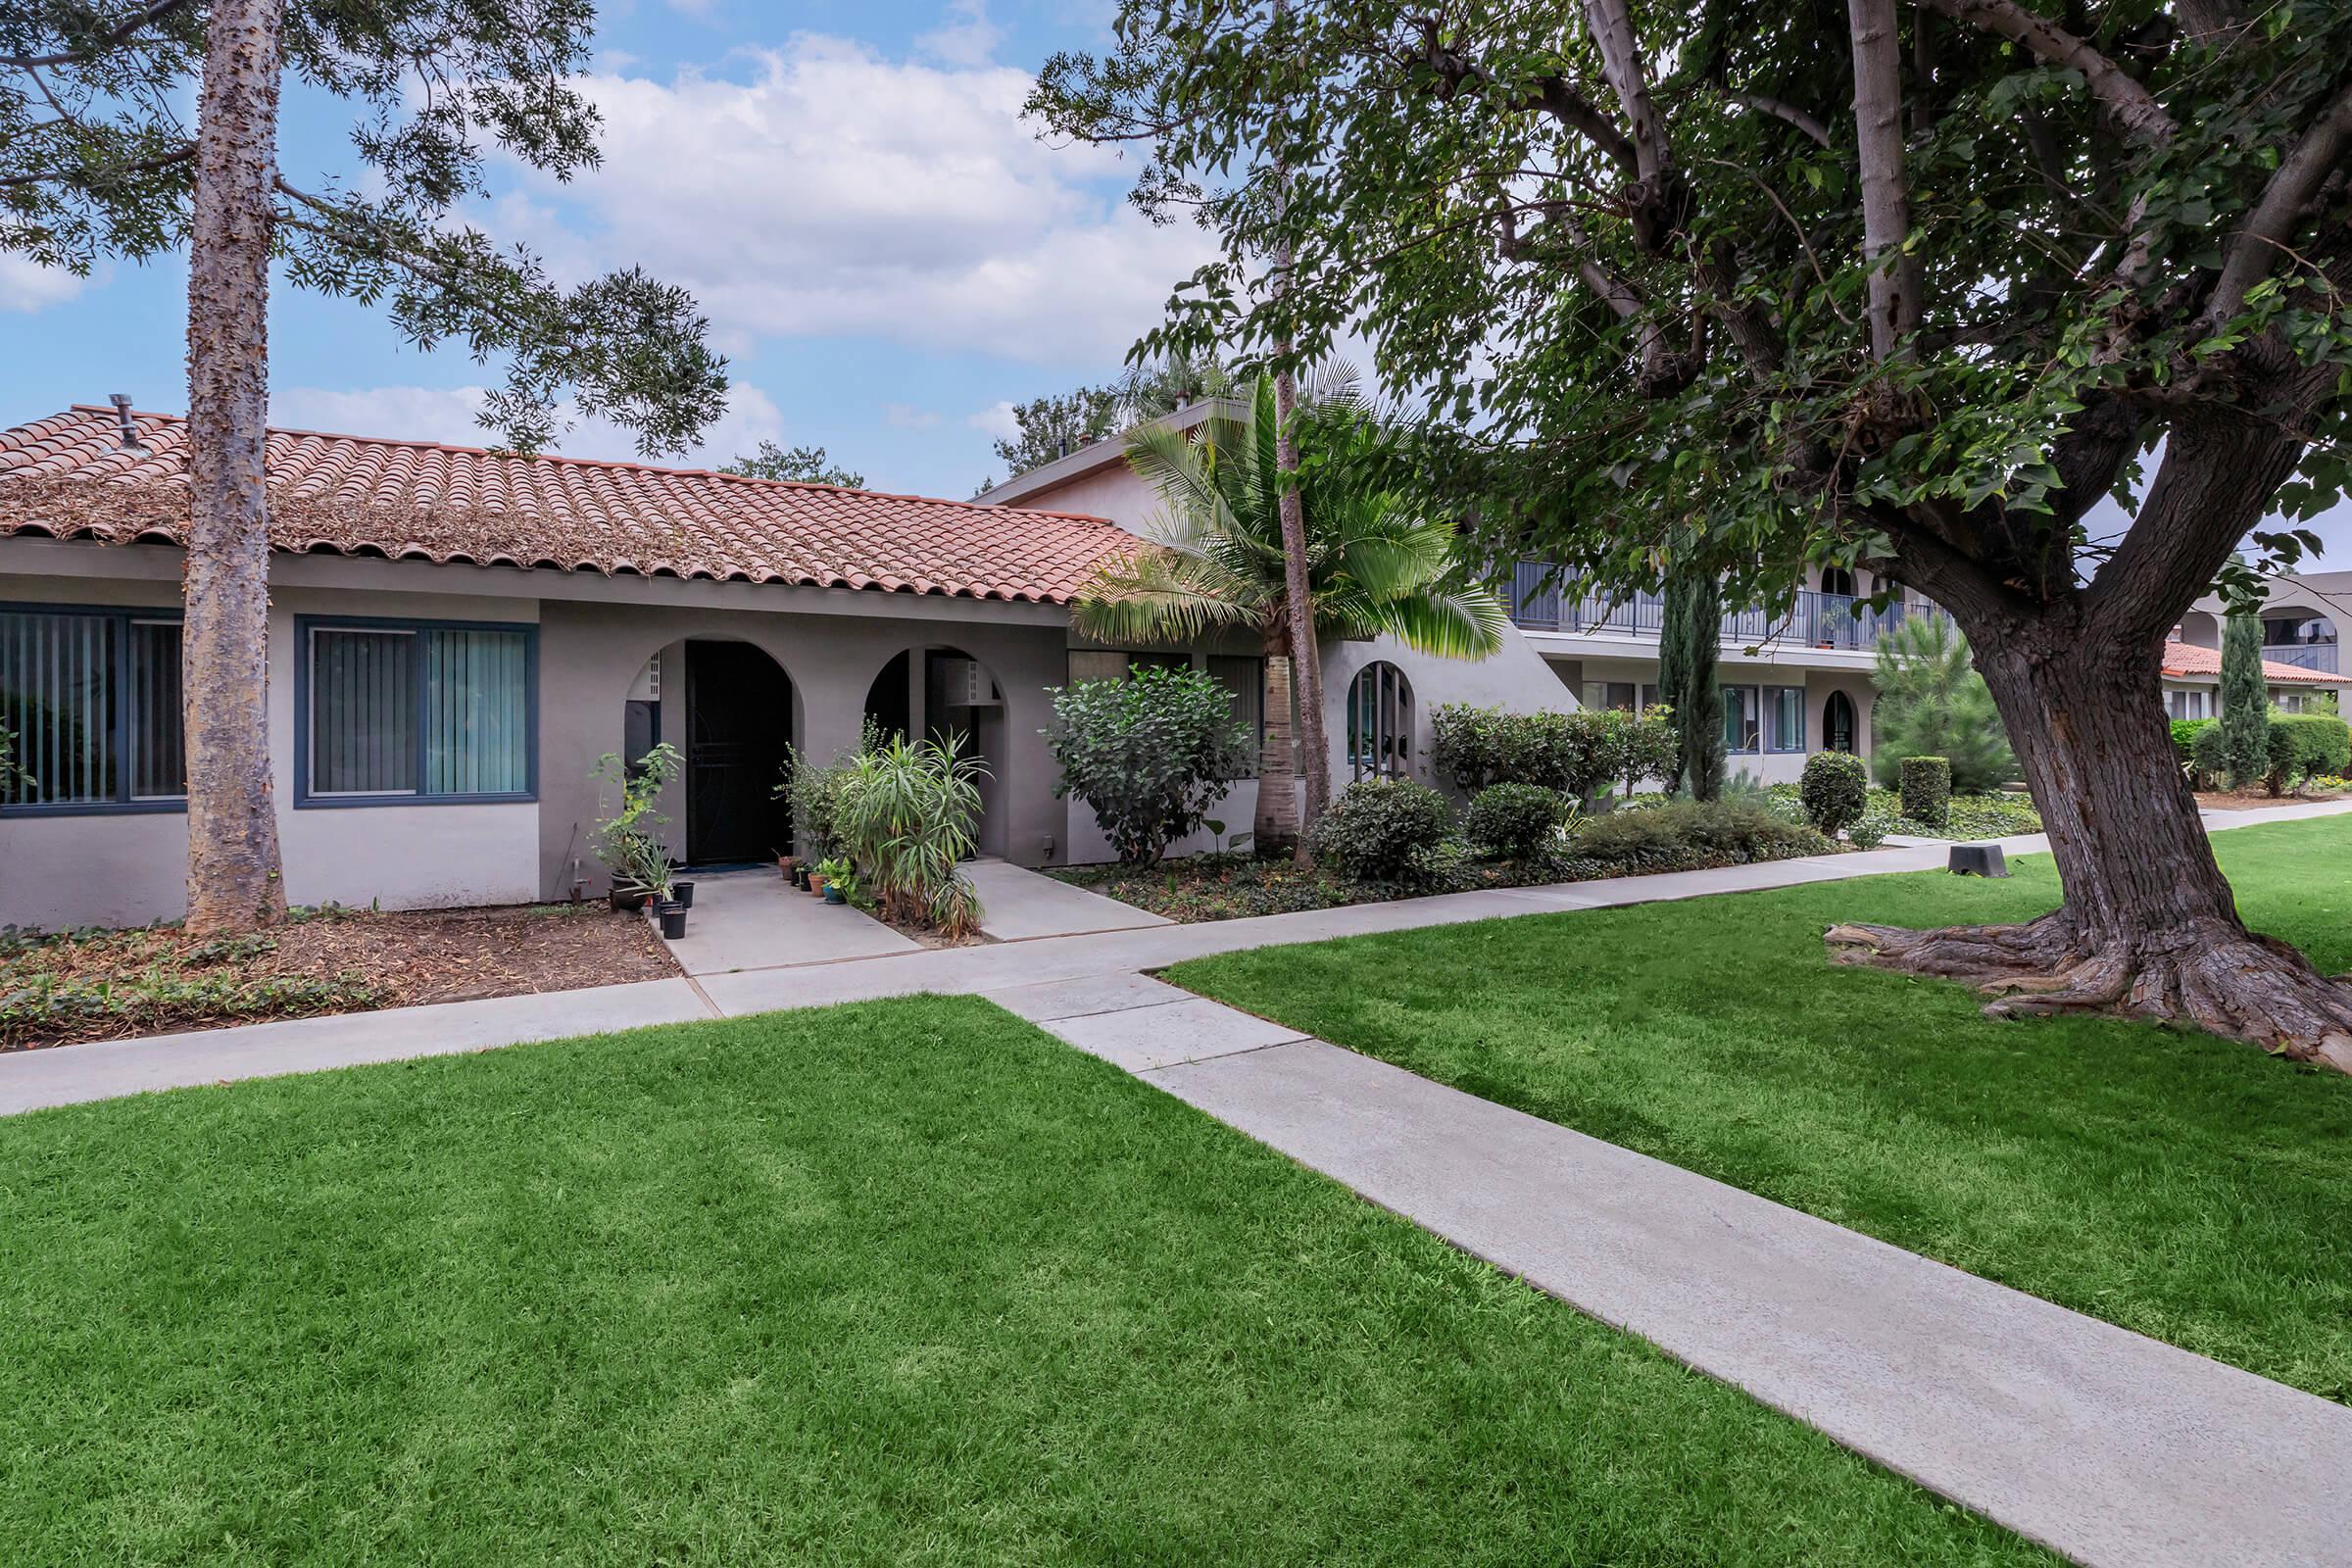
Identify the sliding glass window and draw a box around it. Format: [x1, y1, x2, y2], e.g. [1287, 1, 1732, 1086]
[299, 617, 534, 806]
[0, 605, 184, 812]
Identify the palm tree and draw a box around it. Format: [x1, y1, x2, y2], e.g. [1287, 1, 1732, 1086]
[1073, 372, 1507, 856]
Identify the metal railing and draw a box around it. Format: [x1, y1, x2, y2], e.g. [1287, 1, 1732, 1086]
[1504, 563, 1947, 650]
[2262, 642, 2340, 673]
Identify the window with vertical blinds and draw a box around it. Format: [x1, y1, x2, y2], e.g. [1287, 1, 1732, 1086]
[0, 606, 184, 811]
[300, 618, 533, 805]
[1207, 654, 1261, 778]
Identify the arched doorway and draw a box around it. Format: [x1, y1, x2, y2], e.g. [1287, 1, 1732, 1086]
[858, 645, 1007, 858]
[682, 639, 795, 864]
[1824, 690, 1857, 753]
[1348, 662, 1414, 781]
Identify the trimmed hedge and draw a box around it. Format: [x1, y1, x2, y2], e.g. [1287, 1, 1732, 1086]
[1463, 783, 1570, 859]
[2263, 712, 2352, 796]
[1570, 800, 1833, 870]
[1797, 752, 1869, 837]
[1310, 778, 1455, 882]
[1898, 755, 1951, 828]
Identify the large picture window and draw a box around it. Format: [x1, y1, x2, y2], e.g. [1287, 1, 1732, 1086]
[0, 605, 184, 813]
[1720, 684, 1808, 755]
[298, 617, 534, 807]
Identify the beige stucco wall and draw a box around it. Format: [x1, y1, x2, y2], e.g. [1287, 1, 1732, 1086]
[2, 538, 1077, 928]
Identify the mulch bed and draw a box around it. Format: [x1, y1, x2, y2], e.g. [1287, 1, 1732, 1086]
[1, 904, 680, 1053]
[2194, 790, 2345, 811]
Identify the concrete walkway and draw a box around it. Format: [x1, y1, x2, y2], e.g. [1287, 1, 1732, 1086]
[664, 867, 917, 975]
[960, 858, 1171, 942]
[988, 970, 2352, 1568]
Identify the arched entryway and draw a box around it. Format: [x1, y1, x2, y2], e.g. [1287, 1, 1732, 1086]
[1348, 661, 1414, 781]
[1824, 690, 1858, 753]
[681, 639, 796, 864]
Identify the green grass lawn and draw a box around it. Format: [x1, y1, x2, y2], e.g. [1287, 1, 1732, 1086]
[1168, 815, 2352, 1403]
[0, 999, 2041, 1564]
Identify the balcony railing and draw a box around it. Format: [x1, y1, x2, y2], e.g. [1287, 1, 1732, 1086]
[1504, 563, 1946, 650]
[2262, 642, 2340, 673]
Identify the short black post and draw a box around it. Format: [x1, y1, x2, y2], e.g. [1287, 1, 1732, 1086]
[1948, 843, 2009, 878]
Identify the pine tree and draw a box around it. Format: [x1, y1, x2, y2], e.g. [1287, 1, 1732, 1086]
[1870, 615, 2016, 793]
[2220, 611, 2270, 789]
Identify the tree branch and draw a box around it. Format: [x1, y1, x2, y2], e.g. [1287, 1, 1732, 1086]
[1847, 0, 1920, 358]
[0, 0, 193, 70]
[1917, 0, 2176, 145]
[1727, 90, 1832, 148]
[2200, 79, 2352, 330]
[1579, 0, 1678, 240]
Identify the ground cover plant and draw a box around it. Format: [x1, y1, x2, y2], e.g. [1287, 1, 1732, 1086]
[1169, 816, 2352, 1400]
[0, 904, 676, 1052]
[0, 999, 2043, 1564]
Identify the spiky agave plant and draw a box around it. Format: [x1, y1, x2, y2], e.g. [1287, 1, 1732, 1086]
[836, 736, 988, 939]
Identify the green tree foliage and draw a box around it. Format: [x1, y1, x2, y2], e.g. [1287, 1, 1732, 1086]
[1656, 572, 1724, 800]
[1428, 703, 1673, 804]
[1045, 665, 1253, 864]
[1871, 616, 2015, 794]
[722, 443, 864, 489]
[1462, 782, 1570, 859]
[993, 354, 1230, 479]
[0, 2, 728, 454]
[2221, 611, 2271, 788]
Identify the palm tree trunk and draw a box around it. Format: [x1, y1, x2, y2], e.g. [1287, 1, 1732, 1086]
[1253, 625, 1300, 857]
[182, 0, 290, 935]
[1271, 372, 1327, 861]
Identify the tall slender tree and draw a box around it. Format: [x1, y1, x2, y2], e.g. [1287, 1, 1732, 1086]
[1656, 572, 1725, 800]
[1033, 0, 2352, 1066]
[2219, 609, 2270, 790]
[3, 2, 727, 934]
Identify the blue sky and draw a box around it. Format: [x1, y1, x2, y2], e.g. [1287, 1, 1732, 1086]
[0, 0, 1207, 502]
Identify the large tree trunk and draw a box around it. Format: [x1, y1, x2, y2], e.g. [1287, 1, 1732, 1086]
[1253, 625, 1300, 858]
[181, 0, 289, 936]
[1828, 611, 2352, 1072]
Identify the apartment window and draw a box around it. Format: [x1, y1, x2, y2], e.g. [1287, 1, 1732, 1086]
[1581, 680, 1638, 712]
[1348, 662, 1413, 780]
[1824, 690, 1858, 752]
[1720, 685, 1807, 754]
[0, 605, 185, 812]
[1207, 654, 1262, 777]
[298, 617, 534, 807]
[2167, 689, 2211, 721]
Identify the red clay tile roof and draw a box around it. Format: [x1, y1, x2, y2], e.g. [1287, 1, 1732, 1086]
[0, 406, 1134, 604]
[2161, 638, 2340, 685]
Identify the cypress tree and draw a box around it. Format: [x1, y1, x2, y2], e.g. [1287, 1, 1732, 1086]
[1657, 573, 1726, 801]
[2220, 610, 2270, 788]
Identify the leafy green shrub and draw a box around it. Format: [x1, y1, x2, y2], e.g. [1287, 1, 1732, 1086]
[1430, 702, 1675, 802]
[1046, 666, 1252, 864]
[1310, 777, 1454, 882]
[1898, 756, 1951, 827]
[1848, 808, 1892, 850]
[2173, 717, 2219, 788]
[2191, 723, 2230, 790]
[589, 742, 683, 899]
[1570, 800, 1833, 869]
[2263, 712, 2352, 797]
[777, 718, 883, 864]
[1871, 613, 2014, 791]
[1463, 783, 1569, 859]
[836, 735, 988, 936]
[1797, 752, 1869, 837]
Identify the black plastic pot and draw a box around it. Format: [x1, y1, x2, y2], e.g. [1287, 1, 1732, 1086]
[610, 888, 649, 913]
[658, 901, 687, 940]
[672, 880, 696, 909]
[793, 865, 809, 890]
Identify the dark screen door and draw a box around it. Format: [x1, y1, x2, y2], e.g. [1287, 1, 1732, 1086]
[685, 641, 793, 863]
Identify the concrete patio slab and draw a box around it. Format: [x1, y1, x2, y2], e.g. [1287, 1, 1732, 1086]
[961, 858, 1172, 942]
[1139, 1028, 2352, 1568]
[665, 867, 918, 975]
[979, 970, 1196, 1023]
[0, 977, 711, 1115]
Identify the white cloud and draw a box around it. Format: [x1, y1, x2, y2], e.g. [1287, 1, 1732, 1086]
[270, 380, 788, 467]
[883, 402, 942, 429]
[966, 400, 1021, 441]
[487, 40, 1217, 366]
[0, 254, 84, 313]
[917, 0, 1005, 68]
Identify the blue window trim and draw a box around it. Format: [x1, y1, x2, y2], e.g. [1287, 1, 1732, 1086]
[293, 613, 538, 809]
[1719, 683, 1809, 756]
[0, 600, 187, 817]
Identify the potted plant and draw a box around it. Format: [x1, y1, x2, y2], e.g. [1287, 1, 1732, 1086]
[671, 877, 696, 909]
[590, 744, 683, 912]
[817, 857, 857, 906]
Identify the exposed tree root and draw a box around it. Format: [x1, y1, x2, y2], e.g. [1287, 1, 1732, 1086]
[1825, 914, 2352, 1074]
